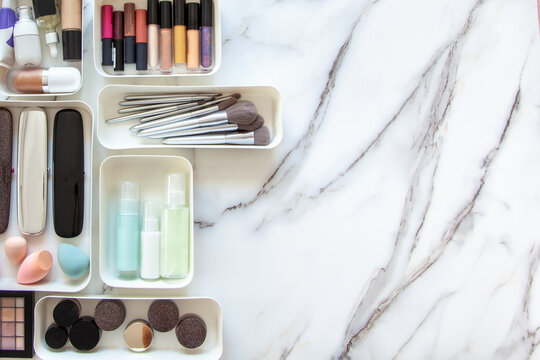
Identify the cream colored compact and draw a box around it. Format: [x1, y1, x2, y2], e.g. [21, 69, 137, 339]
[124, 320, 153, 352]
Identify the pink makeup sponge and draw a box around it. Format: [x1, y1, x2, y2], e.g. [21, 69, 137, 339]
[4, 236, 27, 265]
[17, 250, 53, 284]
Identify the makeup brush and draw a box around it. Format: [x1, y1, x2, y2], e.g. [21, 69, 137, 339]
[119, 95, 216, 106]
[118, 100, 207, 114]
[124, 93, 221, 100]
[150, 114, 264, 139]
[138, 101, 258, 138]
[163, 126, 271, 146]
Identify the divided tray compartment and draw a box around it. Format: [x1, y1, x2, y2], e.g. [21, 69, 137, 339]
[0, 100, 93, 292]
[34, 296, 223, 359]
[93, 0, 221, 77]
[97, 84, 283, 149]
[99, 155, 194, 289]
[0, 0, 84, 96]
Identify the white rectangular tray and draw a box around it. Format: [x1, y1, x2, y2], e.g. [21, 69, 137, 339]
[0, 100, 93, 292]
[93, 0, 221, 77]
[99, 155, 194, 289]
[34, 296, 223, 359]
[97, 84, 283, 149]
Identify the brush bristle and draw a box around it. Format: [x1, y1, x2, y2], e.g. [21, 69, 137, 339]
[217, 98, 238, 110]
[239, 114, 264, 131]
[226, 101, 258, 125]
[254, 126, 270, 146]
[231, 93, 241, 99]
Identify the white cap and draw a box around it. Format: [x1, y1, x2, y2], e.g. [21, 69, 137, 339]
[119, 181, 138, 213]
[143, 201, 159, 232]
[44, 67, 81, 93]
[44, 32, 59, 58]
[166, 174, 185, 207]
[2, 0, 17, 10]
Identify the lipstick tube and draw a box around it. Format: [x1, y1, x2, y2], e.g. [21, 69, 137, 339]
[101, 5, 113, 66]
[186, 0, 199, 70]
[147, 0, 159, 70]
[113, 11, 124, 71]
[159, 1, 173, 73]
[173, 0, 186, 66]
[61, 0, 82, 61]
[200, 0, 212, 68]
[135, 9, 147, 70]
[124, 3, 136, 64]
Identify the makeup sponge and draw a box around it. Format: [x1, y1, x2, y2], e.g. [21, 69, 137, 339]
[17, 250, 53, 284]
[4, 236, 27, 265]
[57, 243, 89, 278]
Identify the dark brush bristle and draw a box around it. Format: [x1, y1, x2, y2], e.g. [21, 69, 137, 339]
[225, 101, 258, 125]
[231, 93, 241, 99]
[216, 97, 237, 111]
[254, 126, 270, 146]
[239, 114, 264, 131]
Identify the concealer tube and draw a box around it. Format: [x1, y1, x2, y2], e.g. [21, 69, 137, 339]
[135, 9, 147, 70]
[186, 0, 199, 70]
[159, 1, 173, 73]
[173, 0, 186, 66]
[124, 3, 136, 64]
[147, 0, 159, 70]
[113, 11, 124, 71]
[61, 0, 82, 61]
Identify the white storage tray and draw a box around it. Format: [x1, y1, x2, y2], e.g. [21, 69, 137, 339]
[34, 296, 223, 359]
[99, 155, 194, 289]
[97, 84, 283, 149]
[93, 0, 221, 77]
[0, 100, 93, 292]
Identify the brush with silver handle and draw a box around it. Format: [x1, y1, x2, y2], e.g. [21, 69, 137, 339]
[163, 127, 271, 146]
[119, 95, 217, 106]
[137, 101, 258, 138]
[117, 100, 205, 114]
[124, 93, 221, 101]
[107, 99, 210, 124]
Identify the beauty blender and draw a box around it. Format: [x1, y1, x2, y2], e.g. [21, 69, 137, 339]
[17, 250, 53, 284]
[57, 243, 90, 278]
[4, 236, 27, 265]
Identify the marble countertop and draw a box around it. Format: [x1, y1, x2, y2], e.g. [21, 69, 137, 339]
[7, 0, 540, 358]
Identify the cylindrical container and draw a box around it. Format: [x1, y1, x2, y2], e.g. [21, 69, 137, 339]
[0, 0, 18, 67]
[124, 3, 136, 64]
[113, 11, 124, 71]
[159, 1, 173, 73]
[13, 6, 41, 67]
[160, 174, 189, 278]
[141, 201, 160, 280]
[116, 181, 139, 277]
[6, 67, 81, 94]
[45, 323, 68, 349]
[186, 1, 199, 70]
[69, 316, 101, 351]
[200, 0, 212, 68]
[53, 299, 81, 327]
[124, 320, 153, 352]
[101, 5, 113, 66]
[147, 300, 179, 332]
[175, 314, 207, 349]
[32, 0, 60, 58]
[61, 0, 82, 61]
[94, 300, 126, 331]
[147, 0, 159, 70]
[135, 9, 147, 70]
[173, 0, 186, 66]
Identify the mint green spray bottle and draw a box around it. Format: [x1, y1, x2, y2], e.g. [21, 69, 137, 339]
[160, 174, 189, 278]
[116, 181, 139, 278]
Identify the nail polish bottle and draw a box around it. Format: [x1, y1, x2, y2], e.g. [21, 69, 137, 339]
[140, 201, 160, 280]
[13, 6, 41, 67]
[159, 1, 173, 73]
[116, 181, 139, 278]
[160, 174, 189, 279]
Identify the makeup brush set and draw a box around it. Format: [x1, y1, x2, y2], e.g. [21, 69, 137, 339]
[106, 92, 271, 146]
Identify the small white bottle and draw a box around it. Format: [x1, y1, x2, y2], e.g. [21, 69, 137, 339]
[13, 6, 41, 67]
[140, 201, 161, 280]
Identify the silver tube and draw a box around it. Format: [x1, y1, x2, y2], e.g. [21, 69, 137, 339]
[147, 120, 231, 138]
[137, 110, 228, 137]
[124, 93, 221, 100]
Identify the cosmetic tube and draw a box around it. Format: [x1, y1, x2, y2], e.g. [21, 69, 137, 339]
[160, 174, 189, 279]
[0, 0, 17, 68]
[200, 0, 212, 68]
[6, 67, 81, 94]
[159, 1, 173, 72]
[101, 5, 113, 66]
[116, 181, 139, 277]
[147, 0, 159, 70]
[113, 11, 124, 71]
[186, 1, 199, 69]
[135, 9, 147, 70]
[61, 0, 82, 61]
[124, 3, 136, 64]
[13, 6, 41, 67]
[173, 0, 186, 66]
[32, 0, 60, 58]
[141, 201, 160, 280]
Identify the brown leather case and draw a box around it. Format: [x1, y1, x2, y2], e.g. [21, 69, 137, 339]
[0, 108, 13, 233]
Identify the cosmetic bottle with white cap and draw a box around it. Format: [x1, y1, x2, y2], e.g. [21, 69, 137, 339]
[13, 6, 41, 67]
[6, 67, 81, 94]
[140, 201, 160, 280]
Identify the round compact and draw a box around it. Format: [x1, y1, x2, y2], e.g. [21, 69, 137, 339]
[69, 316, 101, 351]
[147, 300, 179, 332]
[124, 320, 153, 352]
[53, 299, 81, 327]
[175, 315, 207, 349]
[94, 300, 126, 331]
[45, 323, 68, 349]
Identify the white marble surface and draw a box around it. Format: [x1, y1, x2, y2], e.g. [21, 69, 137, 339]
[8, 0, 540, 358]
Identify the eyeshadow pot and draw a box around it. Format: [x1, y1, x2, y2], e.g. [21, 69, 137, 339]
[147, 300, 179, 332]
[124, 320, 153, 352]
[45, 323, 68, 349]
[175, 315, 207, 349]
[53, 299, 81, 327]
[94, 300, 126, 331]
[69, 316, 101, 351]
